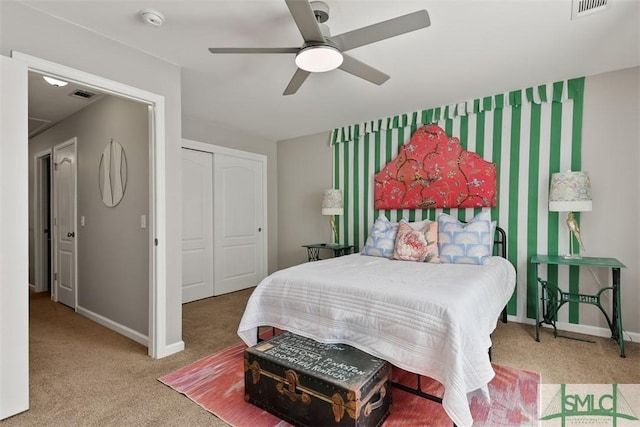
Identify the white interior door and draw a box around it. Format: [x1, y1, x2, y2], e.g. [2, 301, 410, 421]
[0, 54, 29, 421]
[181, 148, 214, 303]
[53, 138, 77, 309]
[213, 154, 265, 295]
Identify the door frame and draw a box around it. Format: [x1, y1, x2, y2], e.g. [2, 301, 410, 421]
[181, 139, 268, 284]
[13, 51, 171, 359]
[33, 148, 53, 294]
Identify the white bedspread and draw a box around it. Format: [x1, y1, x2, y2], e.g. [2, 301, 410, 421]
[237, 253, 516, 427]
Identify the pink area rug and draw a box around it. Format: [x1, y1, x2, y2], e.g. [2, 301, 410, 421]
[159, 341, 540, 427]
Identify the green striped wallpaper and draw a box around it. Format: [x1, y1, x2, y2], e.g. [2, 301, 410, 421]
[330, 77, 585, 321]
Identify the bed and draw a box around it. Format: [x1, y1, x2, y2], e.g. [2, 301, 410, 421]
[238, 125, 515, 426]
[237, 227, 516, 427]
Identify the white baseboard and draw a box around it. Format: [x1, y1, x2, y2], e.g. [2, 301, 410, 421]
[76, 306, 148, 347]
[506, 314, 640, 343]
[159, 340, 186, 358]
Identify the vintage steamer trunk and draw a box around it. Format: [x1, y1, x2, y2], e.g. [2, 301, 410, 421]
[244, 332, 391, 427]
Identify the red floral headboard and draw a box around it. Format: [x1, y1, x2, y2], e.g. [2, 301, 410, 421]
[374, 124, 497, 209]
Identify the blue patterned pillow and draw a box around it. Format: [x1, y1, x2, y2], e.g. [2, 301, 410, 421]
[361, 215, 399, 258]
[438, 211, 493, 265]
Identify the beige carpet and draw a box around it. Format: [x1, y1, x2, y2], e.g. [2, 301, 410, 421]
[2, 289, 638, 426]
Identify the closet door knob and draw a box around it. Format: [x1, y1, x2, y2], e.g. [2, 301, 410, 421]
[67, 232, 75, 238]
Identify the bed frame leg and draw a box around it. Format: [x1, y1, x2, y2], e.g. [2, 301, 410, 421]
[489, 307, 508, 362]
[391, 377, 457, 427]
[257, 327, 279, 343]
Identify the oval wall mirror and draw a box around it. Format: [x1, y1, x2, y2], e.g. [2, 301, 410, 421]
[98, 139, 128, 207]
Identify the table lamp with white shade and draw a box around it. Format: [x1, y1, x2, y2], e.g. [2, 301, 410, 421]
[548, 171, 592, 259]
[321, 189, 343, 245]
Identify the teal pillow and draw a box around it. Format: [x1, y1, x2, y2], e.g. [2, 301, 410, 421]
[361, 215, 398, 258]
[438, 211, 493, 265]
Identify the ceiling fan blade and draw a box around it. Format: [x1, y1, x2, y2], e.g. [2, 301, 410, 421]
[331, 10, 430, 52]
[283, 68, 311, 95]
[285, 0, 325, 42]
[209, 47, 299, 54]
[338, 54, 389, 86]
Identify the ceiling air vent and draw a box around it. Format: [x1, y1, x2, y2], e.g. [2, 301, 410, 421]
[69, 89, 98, 100]
[572, 0, 610, 19]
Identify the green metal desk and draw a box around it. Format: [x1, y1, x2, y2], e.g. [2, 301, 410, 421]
[302, 243, 353, 262]
[531, 255, 626, 357]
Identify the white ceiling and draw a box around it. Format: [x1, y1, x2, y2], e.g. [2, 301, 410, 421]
[22, 0, 640, 142]
[28, 71, 104, 137]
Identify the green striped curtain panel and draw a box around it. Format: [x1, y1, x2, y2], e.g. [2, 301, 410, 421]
[330, 77, 585, 321]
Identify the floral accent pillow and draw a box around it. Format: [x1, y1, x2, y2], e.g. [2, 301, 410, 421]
[437, 211, 493, 265]
[393, 219, 440, 263]
[360, 215, 399, 258]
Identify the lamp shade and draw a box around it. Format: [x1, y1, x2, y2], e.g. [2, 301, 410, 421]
[321, 189, 343, 215]
[549, 171, 592, 212]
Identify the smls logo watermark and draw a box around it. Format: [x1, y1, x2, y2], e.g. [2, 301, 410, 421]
[541, 384, 640, 426]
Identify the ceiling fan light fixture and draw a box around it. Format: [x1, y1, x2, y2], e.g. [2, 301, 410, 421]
[295, 45, 343, 73]
[43, 76, 68, 87]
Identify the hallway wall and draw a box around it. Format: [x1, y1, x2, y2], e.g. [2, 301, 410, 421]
[29, 95, 151, 336]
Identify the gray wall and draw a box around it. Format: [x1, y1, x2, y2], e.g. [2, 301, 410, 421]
[1, 1, 183, 348]
[29, 95, 150, 334]
[277, 131, 333, 269]
[581, 66, 640, 335]
[182, 115, 279, 275]
[276, 67, 640, 336]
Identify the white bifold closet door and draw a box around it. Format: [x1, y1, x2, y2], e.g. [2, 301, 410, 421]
[181, 148, 265, 303]
[181, 148, 214, 303]
[213, 152, 264, 296]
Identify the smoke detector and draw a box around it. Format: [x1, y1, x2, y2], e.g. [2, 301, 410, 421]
[140, 9, 164, 26]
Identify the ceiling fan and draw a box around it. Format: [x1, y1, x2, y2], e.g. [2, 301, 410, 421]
[208, 0, 430, 95]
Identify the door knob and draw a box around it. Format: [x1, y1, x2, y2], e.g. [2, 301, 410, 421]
[67, 232, 75, 238]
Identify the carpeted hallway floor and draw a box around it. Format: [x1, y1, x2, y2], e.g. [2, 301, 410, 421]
[1, 288, 638, 426]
